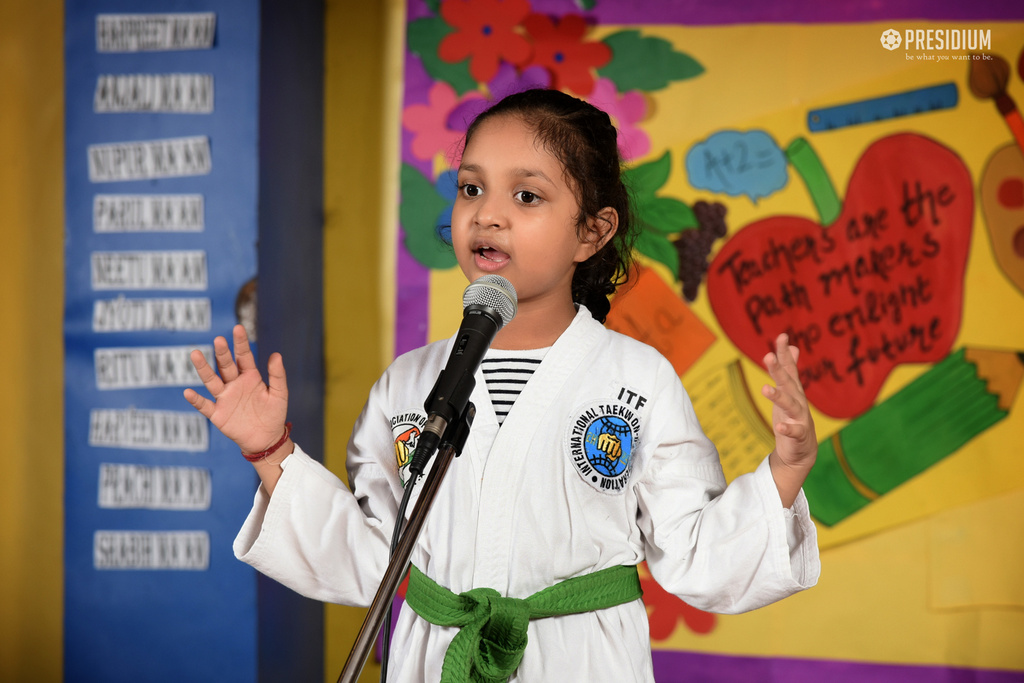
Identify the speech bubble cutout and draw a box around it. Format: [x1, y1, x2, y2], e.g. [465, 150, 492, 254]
[685, 130, 789, 202]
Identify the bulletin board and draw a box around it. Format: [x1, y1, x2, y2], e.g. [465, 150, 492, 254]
[63, 4, 261, 680]
[394, 0, 1024, 679]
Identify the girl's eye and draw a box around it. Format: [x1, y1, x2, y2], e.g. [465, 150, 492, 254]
[516, 191, 539, 204]
[460, 183, 481, 198]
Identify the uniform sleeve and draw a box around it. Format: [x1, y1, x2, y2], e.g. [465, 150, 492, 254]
[633, 364, 820, 614]
[232, 381, 402, 606]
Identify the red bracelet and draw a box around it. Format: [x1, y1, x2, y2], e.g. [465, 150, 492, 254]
[241, 422, 292, 462]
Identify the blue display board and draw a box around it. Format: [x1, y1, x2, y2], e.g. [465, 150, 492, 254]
[64, 2, 322, 680]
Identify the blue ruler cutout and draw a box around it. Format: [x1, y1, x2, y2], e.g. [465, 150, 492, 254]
[808, 82, 959, 132]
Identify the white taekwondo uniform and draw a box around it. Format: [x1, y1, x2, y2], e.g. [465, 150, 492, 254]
[234, 306, 820, 682]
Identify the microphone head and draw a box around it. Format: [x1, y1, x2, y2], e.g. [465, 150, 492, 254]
[463, 275, 517, 327]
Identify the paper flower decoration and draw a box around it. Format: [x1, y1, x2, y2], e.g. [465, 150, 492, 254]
[446, 63, 552, 131]
[438, 0, 533, 84]
[521, 13, 611, 95]
[402, 80, 469, 163]
[586, 78, 650, 161]
[434, 168, 459, 245]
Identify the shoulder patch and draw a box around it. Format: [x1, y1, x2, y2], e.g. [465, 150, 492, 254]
[391, 411, 427, 486]
[565, 399, 641, 494]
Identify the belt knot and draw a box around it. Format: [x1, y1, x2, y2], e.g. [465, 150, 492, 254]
[405, 564, 642, 683]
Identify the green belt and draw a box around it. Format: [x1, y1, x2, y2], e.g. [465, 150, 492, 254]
[405, 563, 643, 683]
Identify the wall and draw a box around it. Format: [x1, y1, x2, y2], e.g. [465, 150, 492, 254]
[395, 1, 1024, 679]
[0, 0, 65, 680]
[0, 0, 400, 680]
[323, 0, 404, 680]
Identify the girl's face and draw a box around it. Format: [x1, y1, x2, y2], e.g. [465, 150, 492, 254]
[451, 115, 600, 313]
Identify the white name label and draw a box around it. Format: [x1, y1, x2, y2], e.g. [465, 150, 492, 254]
[94, 531, 210, 570]
[93, 297, 211, 332]
[96, 13, 216, 53]
[91, 251, 207, 291]
[94, 345, 212, 390]
[89, 408, 209, 451]
[94, 74, 213, 113]
[88, 136, 211, 182]
[98, 464, 211, 510]
[94, 194, 204, 232]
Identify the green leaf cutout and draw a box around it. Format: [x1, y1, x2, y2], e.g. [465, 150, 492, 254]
[399, 164, 458, 270]
[625, 152, 696, 234]
[635, 230, 680, 280]
[598, 30, 704, 92]
[639, 196, 697, 235]
[627, 150, 672, 193]
[624, 151, 697, 280]
[407, 17, 478, 95]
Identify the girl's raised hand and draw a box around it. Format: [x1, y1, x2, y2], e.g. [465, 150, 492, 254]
[761, 333, 817, 507]
[183, 324, 289, 455]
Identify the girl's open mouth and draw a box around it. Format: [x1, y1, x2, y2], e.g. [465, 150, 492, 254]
[476, 246, 510, 263]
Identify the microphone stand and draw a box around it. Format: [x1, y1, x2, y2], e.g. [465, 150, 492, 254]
[336, 404, 475, 683]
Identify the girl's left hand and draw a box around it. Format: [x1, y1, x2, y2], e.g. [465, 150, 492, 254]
[762, 333, 817, 506]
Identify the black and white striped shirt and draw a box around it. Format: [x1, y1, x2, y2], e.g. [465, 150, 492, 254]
[481, 348, 549, 425]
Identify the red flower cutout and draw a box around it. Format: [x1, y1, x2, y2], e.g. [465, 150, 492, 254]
[522, 13, 611, 96]
[639, 563, 717, 639]
[438, 0, 533, 84]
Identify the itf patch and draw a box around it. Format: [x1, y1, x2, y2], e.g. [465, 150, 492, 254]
[391, 411, 426, 486]
[566, 400, 641, 494]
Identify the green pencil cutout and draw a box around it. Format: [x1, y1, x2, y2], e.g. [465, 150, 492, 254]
[803, 347, 1024, 526]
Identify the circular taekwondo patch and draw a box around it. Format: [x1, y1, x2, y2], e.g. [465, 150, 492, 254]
[391, 411, 427, 486]
[566, 400, 641, 494]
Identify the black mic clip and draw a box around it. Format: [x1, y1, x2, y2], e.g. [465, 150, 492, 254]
[407, 397, 476, 480]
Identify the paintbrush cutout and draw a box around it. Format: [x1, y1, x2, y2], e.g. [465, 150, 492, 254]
[969, 52, 1024, 155]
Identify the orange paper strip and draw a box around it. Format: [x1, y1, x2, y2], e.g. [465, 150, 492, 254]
[606, 266, 716, 377]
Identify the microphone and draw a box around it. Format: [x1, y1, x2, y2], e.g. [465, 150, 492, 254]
[407, 275, 517, 478]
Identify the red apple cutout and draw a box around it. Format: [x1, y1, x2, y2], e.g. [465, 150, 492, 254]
[707, 133, 973, 418]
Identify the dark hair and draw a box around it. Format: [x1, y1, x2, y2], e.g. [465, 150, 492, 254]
[463, 89, 636, 323]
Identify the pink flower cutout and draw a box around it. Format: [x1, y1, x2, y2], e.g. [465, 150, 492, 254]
[587, 78, 650, 161]
[402, 81, 483, 164]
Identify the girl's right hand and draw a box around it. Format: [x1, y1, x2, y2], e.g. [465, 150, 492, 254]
[183, 324, 289, 455]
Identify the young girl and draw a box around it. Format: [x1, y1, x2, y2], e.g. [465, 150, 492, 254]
[185, 89, 820, 682]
